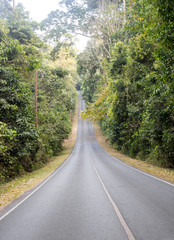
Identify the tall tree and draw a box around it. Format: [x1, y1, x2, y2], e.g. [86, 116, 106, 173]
[80, 0, 174, 167]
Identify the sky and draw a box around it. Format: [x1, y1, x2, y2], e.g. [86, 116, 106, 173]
[15, 0, 88, 51]
[16, 0, 60, 22]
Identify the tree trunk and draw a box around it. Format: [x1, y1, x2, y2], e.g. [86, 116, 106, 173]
[13, 0, 15, 11]
[35, 70, 38, 128]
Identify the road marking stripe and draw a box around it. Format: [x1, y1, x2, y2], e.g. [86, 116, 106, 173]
[99, 144, 174, 187]
[0, 143, 77, 222]
[89, 152, 136, 240]
[92, 125, 174, 187]
[0, 94, 82, 222]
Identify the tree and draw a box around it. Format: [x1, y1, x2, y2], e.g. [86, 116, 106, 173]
[80, 0, 174, 167]
[0, 3, 77, 182]
[0, 0, 12, 19]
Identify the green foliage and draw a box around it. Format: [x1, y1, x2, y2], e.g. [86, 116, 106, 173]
[0, 66, 39, 180]
[7, 4, 41, 45]
[0, 0, 12, 19]
[110, 41, 127, 76]
[37, 66, 76, 156]
[0, 121, 16, 155]
[77, 42, 101, 102]
[0, 3, 77, 182]
[80, 0, 174, 167]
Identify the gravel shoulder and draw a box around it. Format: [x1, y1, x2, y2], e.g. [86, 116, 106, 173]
[93, 122, 174, 183]
[0, 103, 78, 211]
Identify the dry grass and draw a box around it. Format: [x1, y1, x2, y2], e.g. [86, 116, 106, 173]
[93, 122, 174, 183]
[0, 102, 78, 211]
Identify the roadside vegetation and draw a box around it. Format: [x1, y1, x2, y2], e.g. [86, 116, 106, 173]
[76, 0, 174, 169]
[0, 0, 173, 202]
[0, 1, 78, 182]
[94, 122, 174, 183]
[0, 101, 78, 210]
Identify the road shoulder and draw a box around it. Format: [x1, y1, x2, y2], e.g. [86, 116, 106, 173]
[0, 102, 78, 211]
[93, 122, 174, 184]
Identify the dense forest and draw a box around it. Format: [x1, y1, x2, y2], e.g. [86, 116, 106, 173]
[0, 0, 174, 182]
[0, 0, 78, 182]
[77, 0, 174, 168]
[43, 0, 173, 168]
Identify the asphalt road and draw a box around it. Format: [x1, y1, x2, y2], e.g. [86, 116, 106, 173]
[0, 92, 174, 240]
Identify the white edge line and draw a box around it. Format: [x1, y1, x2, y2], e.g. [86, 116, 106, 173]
[89, 151, 135, 240]
[0, 139, 77, 222]
[92, 125, 174, 187]
[100, 145, 174, 187]
[0, 93, 81, 221]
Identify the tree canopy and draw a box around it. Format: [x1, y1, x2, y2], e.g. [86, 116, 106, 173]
[79, 0, 174, 168]
[0, 1, 77, 182]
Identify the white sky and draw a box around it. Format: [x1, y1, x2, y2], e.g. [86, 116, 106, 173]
[15, 0, 88, 51]
[16, 0, 60, 22]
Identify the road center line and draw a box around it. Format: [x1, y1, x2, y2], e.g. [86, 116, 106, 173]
[89, 150, 136, 240]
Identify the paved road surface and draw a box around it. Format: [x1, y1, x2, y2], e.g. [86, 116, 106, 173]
[0, 92, 174, 240]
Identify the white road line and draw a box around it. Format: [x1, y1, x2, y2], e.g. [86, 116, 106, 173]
[99, 144, 174, 187]
[0, 143, 77, 222]
[89, 149, 136, 240]
[0, 93, 82, 222]
[92, 125, 174, 187]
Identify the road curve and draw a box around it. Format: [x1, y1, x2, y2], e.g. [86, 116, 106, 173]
[0, 91, 174, 240]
